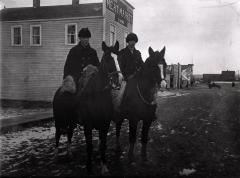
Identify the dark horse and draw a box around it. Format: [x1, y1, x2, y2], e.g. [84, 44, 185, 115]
[115, 46, 167, 162]
[76, 41, 120, 174]
[53, 75, 78, 157]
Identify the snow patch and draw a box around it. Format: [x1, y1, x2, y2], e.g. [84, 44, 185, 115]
[179, 168, 196, 176]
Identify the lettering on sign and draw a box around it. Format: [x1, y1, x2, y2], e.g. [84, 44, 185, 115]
[106, 0, 133, 27]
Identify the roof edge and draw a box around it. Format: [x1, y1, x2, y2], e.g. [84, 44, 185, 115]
[122, 0, 134, 9]
[2, 2, 103, 10]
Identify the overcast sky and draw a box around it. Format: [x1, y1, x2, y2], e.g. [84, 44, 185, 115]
[1, 0, 240, 74]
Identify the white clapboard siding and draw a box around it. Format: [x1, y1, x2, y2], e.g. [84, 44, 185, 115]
[1, 0, 134, 102]
[1, 18, 103, 101]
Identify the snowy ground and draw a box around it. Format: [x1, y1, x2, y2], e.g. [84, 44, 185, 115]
[1, 85, 240, 177]
[0, 108, 52, 119]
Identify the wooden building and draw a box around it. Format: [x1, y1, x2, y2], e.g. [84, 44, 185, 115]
[0, 0, 134, 101]
[166, 63, 193, 89]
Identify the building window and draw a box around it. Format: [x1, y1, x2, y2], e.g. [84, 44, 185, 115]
[65, 24, 77, 45]
[11, 26, 22, 46]
[110, 24, 116, 46]
[30, 25, 41, 46]
[124, 32, 128, 48]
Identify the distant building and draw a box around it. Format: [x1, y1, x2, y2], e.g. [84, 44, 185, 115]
[203, 74, 221, 83]
[221, 71, 235, 81]
[0, 0, 134, 101]
[203, 70, 235, 82]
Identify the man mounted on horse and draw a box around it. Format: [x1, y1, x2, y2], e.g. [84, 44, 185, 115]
[111, 32, 167, 163]
[53, 29, 168, 173]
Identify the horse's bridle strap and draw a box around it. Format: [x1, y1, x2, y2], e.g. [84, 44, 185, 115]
[137, 83, 156, 106]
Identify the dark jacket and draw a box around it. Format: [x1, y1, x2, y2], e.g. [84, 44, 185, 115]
[118, 47, 144, 79]
[63, 43, 100, 83]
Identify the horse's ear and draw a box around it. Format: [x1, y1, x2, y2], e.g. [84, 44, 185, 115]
[114, 41, 119, 51]
[102, 41, 108, 52]
[160, 46, 166, 57]
[148, 47, 154, 57]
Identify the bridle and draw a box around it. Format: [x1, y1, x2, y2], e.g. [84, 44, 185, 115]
[101, 52, 123, 90]
[137, 83, 156, 106]
[108, 52, 123, 90]
[136, 63, 166, 106]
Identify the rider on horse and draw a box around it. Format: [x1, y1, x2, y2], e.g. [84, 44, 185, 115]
[63, 28, 100, 85]
[117, 33, 144, 113]
[118, 33, 144, 81]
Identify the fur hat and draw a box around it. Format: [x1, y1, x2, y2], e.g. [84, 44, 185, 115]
[126, 33, 138, 43]
[78, 28, 91, 38]
[60, 75, 76, 94]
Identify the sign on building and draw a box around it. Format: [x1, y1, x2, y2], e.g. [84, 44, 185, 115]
[106, 0, 133, 27]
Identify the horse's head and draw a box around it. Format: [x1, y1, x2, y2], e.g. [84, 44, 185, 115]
[102, 41, 119, 56]
[101, 41, 122, 89]
[144, 46, 167, 88]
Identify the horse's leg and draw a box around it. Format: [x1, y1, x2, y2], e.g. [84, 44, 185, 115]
[67, 127, 74, 157]
[116, 116, 124, 152]
[54, 127, 61, 157]
[141, 119, 152, 161]
[128, 119, 138, 163]
[84, 125, 93, 174]
[99, 128, 109, 175]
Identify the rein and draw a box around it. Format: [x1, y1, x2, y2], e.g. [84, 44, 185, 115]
[137, 83, 156, 106]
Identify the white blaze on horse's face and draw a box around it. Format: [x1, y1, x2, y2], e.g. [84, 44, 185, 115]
[158, 64, 164, 79]
[111, 53, 123, 81]
[158, 64, 167, 88]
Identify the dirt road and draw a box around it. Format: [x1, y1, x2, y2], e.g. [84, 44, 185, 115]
[1, 85, 240, 177]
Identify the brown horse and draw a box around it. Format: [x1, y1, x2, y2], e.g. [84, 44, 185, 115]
[76, 41, 119, 174]
[115, 46, 167, 162]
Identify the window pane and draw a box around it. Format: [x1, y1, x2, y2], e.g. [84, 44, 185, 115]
[31, 26, 40, 45]
[110, 32, 115, 46]
[33, 27, 40, 36]
[70, 35, 75, 43]
[67, 25, 76, 44]
[14, 28, 20, 37]
[67, 34, 75, 44]
[13, 27, 21, 45]
[33, 36, 40, 44]
[110, 25, 116, 46]
[14, 36, 21, 44]
[68, 25, 75, 35]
